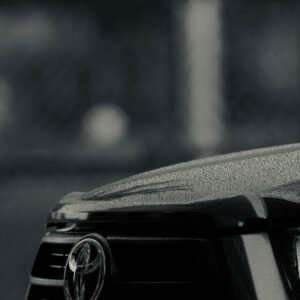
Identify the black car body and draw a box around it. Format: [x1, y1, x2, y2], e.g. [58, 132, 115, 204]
[26, 143, 300, 300]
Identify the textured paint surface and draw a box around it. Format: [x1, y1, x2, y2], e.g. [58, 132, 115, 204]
[50, 143, 300, 221]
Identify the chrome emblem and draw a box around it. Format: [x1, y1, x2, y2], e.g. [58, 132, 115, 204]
[64, 235, 106, 300]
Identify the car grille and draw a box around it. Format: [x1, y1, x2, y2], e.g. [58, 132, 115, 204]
[26, 229, 227, 300]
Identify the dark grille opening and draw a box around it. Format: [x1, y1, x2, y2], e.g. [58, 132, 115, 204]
[31, 243, 72, 280]
[109, 238, 211, 282]
[27, 232, 229, 300]
[107, 282, 203, 300]
[26, 285, 64, 300]
[107, 237, 226, 299]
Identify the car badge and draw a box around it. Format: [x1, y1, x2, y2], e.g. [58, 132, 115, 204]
[64, 234, 106, 300]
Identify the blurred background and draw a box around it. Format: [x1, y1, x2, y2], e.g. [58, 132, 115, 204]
[1, 0, 300, 299]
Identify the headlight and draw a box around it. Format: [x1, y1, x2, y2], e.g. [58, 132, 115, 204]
[273, 229, 300, 298]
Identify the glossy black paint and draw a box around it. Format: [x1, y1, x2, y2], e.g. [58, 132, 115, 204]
[49, 143, 300, 232]
[28, 144, 300, 300]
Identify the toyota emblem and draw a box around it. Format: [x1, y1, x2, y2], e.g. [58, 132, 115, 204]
[64, 234, 107, 300]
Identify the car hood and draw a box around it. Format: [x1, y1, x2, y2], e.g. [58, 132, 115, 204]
[49, 143, 300, 229]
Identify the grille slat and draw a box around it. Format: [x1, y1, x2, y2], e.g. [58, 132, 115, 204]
[51, 253, 68, 257]
[31, 242, 73, 280]
[30, 276, 64, 287]
[49, 265, 65, 269]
